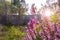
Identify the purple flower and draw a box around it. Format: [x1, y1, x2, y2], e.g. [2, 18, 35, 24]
[26, 14, 60, 40]
[39, 31, 43, 36]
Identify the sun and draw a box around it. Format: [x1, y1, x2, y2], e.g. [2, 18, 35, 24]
[45, 9, 54, 17]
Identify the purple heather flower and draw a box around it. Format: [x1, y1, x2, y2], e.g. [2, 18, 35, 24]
[47, 34, 51, 40]
[26, 13, 60, 40]
[27, 33, 33, 40]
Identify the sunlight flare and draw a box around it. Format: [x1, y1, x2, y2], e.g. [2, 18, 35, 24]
[45, 9, 54, 17]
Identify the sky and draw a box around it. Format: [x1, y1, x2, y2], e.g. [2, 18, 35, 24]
[25, 0, 47, 9]
[25, 0, 47, 15]
[25, 0, 58, 9]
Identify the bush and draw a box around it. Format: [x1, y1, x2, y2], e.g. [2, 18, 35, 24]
[6, 26, 26, 40]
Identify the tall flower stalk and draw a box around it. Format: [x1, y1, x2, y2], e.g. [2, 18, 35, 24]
[26, 13, 60, 40]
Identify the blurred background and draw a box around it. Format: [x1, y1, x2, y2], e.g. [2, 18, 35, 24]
[0, 0, 60, 40]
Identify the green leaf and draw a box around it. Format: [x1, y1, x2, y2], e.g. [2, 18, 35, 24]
[50, 13, 58, 23]
[36, 34, 42, 40]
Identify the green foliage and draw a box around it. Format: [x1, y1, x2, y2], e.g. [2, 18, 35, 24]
[36, 33, 42, 40]
[19, 8, 27, 15]
[36, 27, 42, 33]
[9, 5, 18, 13]
[6, 26, 26, 40]
[10, 0, 27, 15]
[12, 0, 19, 5]
[0, 3, 5, 15]
[36, 34, 42, 40]
[35, 24, 43, 40]
[0, 0, 27, 15]
[51, 13, 58, 23]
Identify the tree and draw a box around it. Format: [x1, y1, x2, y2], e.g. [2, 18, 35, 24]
[0, 0, 27, 15]
[0, 0, 7, 15]
[11, 0, 27, 15]
[12, 0, 19, 5]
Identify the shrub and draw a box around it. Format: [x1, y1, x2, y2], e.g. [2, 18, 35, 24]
[6, 26, 26, 40]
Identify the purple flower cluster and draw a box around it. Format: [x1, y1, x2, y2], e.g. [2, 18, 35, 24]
[26, 17, 60, 40]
